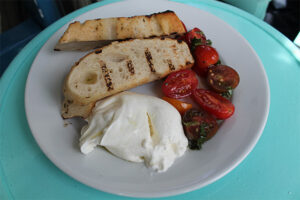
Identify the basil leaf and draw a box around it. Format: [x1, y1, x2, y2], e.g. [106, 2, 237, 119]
[191, 38, 204, 50]
[206, 39, 212, 45]
[220, 89, 233, 100]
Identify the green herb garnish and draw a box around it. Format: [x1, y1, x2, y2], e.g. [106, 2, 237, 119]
[191, 38, 205, 50]
[183, 121, 201, 127]
[196, 31, 205, 36]
[220, 89, 233, 100]
[206, 39, 212, 45]
[191, 37, 213, 51]
[187, 123, 211, 150]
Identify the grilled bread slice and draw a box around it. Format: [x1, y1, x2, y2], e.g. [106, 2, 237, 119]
[61, 38, 194, 118]
[55, 10, 186, 51]
[62, 98, 95, 119]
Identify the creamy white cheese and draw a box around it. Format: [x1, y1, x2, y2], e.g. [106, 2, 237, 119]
[79, 91, 187, 172]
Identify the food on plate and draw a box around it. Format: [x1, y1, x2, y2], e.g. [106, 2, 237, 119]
[160, 26, 240, 150]
[220, 89, 233, 100]
[58, 11, 241, 170]
[192, 45, 219, 76]
[192, 89, 235, 120]
[79, 91, 188, 172]
[61, 38, 194, 118]
[55, 10, 186, 51]
[207, 65, 240, 92]
[181, 27, 207, 48]
[162, 69, 198, 99]
[182, 108, 218, 149]
[181, 28, 219, 76]
[61, 98, 95, 119]
[162, 96, 192, 115]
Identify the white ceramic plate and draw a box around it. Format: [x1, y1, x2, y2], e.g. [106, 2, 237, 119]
[25, 0, 270, 197]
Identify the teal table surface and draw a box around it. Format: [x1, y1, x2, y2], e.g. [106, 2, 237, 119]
[1, 0, 299, 199]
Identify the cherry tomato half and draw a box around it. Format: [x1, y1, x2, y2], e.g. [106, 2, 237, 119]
[162, 69, 198, 99]
[162, 96, 193, 115]
[192, 89, 235, 119]
[182, 108, 219, 149]
[193, 45, 219, 76]
[207, 65, 240, 92]
[184, 28, 206, 47]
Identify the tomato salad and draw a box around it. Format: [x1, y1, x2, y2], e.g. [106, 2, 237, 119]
[162, 27, 240, 150]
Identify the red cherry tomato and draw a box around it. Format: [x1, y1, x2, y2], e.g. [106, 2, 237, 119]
[193, 45, 219, 76]
[162, 69, 198, 99]
[181, 21, 187, 32]
[182, 108, 219, 149]
[192, 89, 235, 119]
[184, 28, 206, 47]
[207, 65, 240, 92]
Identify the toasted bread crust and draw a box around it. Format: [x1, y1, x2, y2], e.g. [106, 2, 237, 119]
[61, 98, 95, 119]
[55, 10, 186, 51]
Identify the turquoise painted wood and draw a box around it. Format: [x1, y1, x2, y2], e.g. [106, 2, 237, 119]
[1, 0, 299, 199]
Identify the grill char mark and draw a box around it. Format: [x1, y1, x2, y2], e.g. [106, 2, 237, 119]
[95, 49, 102, 54]
[63, 102, 69, 114]
[144, 49, 156, 73]
[126, 60, 135, 75]
[100, 62, 113, 91]
[167, 59, 175, 71]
